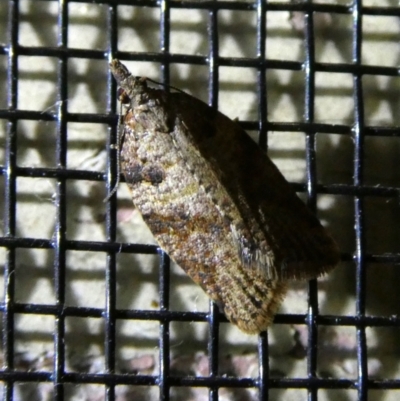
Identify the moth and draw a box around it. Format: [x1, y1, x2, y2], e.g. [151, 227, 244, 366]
[109, 59, 340, 334]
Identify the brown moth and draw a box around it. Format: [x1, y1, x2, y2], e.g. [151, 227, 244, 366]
[109, 59, 340, 334]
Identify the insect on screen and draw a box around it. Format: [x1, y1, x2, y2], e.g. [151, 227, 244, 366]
[0, 1, 399, 401]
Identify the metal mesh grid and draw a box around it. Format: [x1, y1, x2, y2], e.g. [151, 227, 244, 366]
[0, 0, 400, 400]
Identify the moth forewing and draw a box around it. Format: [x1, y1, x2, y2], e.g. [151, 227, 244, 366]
[109, 59, 340, 334]
[169, 90, 340, 280]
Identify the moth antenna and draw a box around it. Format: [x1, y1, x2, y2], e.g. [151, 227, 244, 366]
[145, 77, 187, 95]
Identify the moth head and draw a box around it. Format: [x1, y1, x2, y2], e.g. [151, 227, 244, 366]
[130, 76, 148, 93]
[109, 59, 131, 83]
[110, 59, 148, 97]
[117, 88, 130, 105]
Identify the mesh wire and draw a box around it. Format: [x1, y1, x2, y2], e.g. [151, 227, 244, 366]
[0, 1, 400, 400]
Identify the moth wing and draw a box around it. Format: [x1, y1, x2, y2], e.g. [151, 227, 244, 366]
[169, 93, 340, 281]
[120, 110, 287, 333]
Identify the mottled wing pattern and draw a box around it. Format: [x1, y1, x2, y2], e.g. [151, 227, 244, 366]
[169, 94, 340, 280]
[110, 59, 339, 333]
[120, 97, 287, 333]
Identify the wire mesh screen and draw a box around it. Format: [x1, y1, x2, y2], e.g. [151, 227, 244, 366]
[0, 0, 400, 400]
